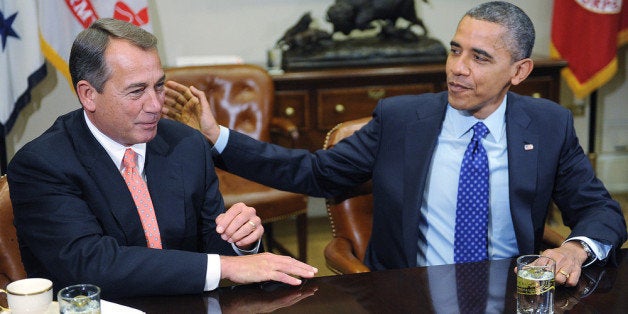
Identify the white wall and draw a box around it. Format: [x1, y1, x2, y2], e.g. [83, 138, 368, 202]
[6, 0, 627, 192]
[149, 0, 554, 67]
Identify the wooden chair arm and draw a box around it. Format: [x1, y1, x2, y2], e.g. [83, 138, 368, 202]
[270, 117, 299, 144]
[324, 238, 371, 274]
[542, 225, 566, 249]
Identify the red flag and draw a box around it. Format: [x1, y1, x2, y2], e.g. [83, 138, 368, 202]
[39, 0, 152, 87]
[551, 0, 628, 99]
[621, 3, 628, 45]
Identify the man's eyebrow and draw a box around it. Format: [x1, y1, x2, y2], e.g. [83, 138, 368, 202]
[124, 75, 166, 92]
[450, 40, 494, 60]
[472, 48, 494, 60]
[125, 82, 148, 91]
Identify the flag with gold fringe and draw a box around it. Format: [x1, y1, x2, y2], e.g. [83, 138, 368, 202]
[551, 0, 628, 100]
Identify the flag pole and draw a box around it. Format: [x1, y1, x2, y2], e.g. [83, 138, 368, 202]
[0, 124, 6, 175]
[588, 90, 598, 171]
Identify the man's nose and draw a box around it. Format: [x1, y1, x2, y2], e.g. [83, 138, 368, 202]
[144, 90, 163, 113]
[449, 56, 471, 76]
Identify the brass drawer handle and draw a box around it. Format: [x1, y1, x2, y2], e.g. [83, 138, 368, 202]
[335, 104, 345, 113]
[284, 106, 295, 117]
[531, 92, 541, 98]
[367, 88, 386, 100]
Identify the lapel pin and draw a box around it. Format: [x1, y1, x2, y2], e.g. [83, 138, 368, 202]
[524, 144, 534, 151]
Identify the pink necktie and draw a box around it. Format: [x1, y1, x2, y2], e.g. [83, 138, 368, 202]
[122, 148, 162, 249]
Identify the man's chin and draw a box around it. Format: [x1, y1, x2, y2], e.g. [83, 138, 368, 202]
[136, 129, 158, 144]
[447, 94, 466, 109]
[447, 98, 477, 116]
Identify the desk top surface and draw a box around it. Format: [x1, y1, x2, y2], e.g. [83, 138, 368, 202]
[114, 249, 626, 313]
[271, 57, 567, 82]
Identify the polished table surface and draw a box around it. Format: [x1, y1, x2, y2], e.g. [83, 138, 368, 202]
[114, 249, 627, 313]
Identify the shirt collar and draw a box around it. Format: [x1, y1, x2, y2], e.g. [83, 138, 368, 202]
[448, 95, 507, 143]
[83, 111, 147, 172]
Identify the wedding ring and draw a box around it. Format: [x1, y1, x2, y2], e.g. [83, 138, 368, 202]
[560, 299, 570, 309]
[248, 220, 256, 229]
[559, 269, 570, 278]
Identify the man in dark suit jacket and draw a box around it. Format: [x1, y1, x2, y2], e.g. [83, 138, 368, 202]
[164, 1, 626, 287]
[7, 18, 316, 299]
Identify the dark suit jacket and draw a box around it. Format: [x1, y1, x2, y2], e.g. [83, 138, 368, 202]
[7, 109, 235, 298]
[218, 91, 627, 270]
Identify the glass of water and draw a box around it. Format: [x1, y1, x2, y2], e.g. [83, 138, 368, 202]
[58, 284, 101, 314]
[516, 255, 555, 314]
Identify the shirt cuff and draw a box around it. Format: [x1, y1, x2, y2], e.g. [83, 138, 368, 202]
[213, 125, 230, 154]
[203, 240, 261, 291]
[564, 236, 612, 267]
[232, 239, 261, 255]
[204, 254, 221, 291]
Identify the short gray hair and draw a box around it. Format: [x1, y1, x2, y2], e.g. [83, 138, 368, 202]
[465, 1, 535, 61]
[69, 18, 158, 93]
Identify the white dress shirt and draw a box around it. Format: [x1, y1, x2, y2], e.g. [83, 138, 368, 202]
[83, 112, 259, 291]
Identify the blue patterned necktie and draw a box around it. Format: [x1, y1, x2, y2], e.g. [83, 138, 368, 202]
[454, 122, 490, 263]
[456, 262, 489, 313]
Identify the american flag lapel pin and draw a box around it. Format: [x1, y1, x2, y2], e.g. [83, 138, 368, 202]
[524, 143, 534, 151]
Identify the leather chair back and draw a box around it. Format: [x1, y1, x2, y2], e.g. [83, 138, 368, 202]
[323, 117, 373, 273]
[164, 64, 308, 261]
[0, 175, 26, 290]
[165, 64, 274, 141]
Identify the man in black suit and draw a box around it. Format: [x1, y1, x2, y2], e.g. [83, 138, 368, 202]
[8, 18, 316, 298]
[164, 1, 626, 287]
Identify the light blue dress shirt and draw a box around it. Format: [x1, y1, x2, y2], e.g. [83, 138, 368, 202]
[214, 96, 609, 266]
[418, 97, 517, 266]
[415, 96, 609, 266]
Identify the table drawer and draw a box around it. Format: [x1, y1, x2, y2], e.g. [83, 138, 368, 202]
[274, 90, 309, 128]
[317, 84, 434, 129]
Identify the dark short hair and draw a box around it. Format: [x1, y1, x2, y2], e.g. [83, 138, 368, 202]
[465, 1, 535, 61]
[69, 18, 158, 93]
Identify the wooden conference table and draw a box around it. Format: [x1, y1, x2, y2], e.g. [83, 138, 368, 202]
[114, 249, 627, 313]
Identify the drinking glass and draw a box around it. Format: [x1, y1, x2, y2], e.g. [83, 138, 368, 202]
[517, 255, 555, 313]
[267, 47, 284, 74]
[57, 284, 101, 314]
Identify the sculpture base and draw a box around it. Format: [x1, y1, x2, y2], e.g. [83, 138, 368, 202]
[283, 36, 447, 70]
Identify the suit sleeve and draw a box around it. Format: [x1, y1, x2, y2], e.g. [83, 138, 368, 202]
[216, 104, 385, 198]
[551, 110, 627, 265]
[8, 147, 208, 299]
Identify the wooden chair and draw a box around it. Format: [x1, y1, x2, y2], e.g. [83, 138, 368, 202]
[0, 175, 26, 306]
[322, 117, 566, 274]
[164, 64, 308, 261]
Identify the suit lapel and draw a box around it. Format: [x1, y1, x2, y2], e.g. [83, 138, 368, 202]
[400, 93, 540, 263]
[505, 94, 539, 254]
[68, 110, 147, 245]
[144, 135, 185, 249]
[403, 96, 448, 266]
[70, 113, 185, 248]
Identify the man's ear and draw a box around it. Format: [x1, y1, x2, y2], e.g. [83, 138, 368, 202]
[76, 80, 97, 112]
[511, 58, 534, 86]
